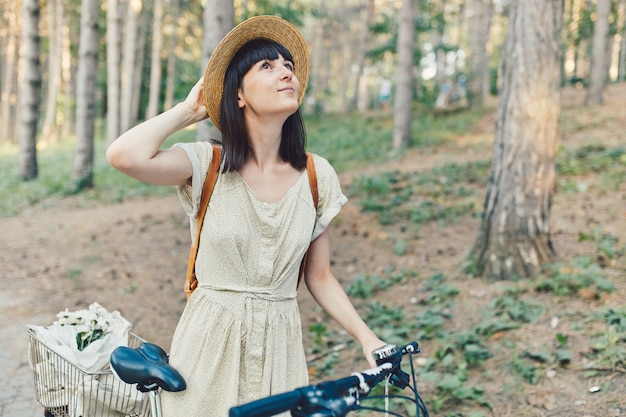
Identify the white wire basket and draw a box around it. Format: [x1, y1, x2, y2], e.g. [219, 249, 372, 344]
[28, 328, 150, 417]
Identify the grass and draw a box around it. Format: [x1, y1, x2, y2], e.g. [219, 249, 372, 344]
[0, 107, 488, 217]
[0, 129, 195, 217]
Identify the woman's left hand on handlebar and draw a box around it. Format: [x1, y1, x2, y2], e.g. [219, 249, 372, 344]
[361, 336, 388, 368]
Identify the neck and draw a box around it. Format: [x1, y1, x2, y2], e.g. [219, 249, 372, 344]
[244, 113, 288, 165]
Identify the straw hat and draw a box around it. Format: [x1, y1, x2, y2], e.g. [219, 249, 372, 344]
[202, 15, 310, 131]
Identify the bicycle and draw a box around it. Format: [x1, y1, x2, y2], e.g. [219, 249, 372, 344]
[110, 341, 428, 417]
[228, 342, 429, 417]
[31, 326, 426, 417]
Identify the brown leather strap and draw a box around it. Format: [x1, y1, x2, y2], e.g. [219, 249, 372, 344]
[306, 152, 319, 208]
[184, 145, 222, 299]
[297, 153, 318, 289]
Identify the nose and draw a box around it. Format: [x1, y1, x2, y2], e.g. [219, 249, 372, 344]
[280, 65, 293, 80]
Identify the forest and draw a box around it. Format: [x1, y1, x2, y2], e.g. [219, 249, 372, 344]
[1, 0, 625, 172]
[0, 0, 625, 416]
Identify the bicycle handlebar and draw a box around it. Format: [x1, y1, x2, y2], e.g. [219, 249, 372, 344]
[229, 342, 420, 417]
[228, 388, 306, 417]
[229, 363, 393, 417]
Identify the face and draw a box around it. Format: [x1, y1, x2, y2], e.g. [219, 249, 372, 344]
[237, 54, 301, 123]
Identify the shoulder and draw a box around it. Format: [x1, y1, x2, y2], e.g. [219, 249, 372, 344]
[174, 141, 218, 163]
[308, 153, 337, 180]
[173, 142, 222, 180]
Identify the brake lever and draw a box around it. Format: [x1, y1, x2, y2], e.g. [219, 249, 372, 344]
[372, 342, 418, 390]
[389, 369, 411, 389]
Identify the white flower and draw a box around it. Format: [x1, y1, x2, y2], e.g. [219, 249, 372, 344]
[52, 303, 117, 351]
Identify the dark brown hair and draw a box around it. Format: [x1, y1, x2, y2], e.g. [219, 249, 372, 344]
[220, 39, 307, 172]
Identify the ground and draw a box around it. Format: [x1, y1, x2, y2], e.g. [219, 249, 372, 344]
[1, 85, 624, 417]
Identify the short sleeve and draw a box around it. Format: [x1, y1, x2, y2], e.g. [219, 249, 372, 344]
[172, 141, 216, 220]
[310, 154, 348, 241]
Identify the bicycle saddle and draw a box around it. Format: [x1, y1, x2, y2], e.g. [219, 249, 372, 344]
[110, 342, 186, 393]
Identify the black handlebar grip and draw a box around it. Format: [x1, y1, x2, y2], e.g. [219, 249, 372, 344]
[229, 388, 305, 417]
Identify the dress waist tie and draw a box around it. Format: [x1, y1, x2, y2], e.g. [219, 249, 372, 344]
[197, 283, 296, 302]
[198, 283, 298, 384]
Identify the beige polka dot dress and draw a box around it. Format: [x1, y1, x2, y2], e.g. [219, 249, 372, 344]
[159, 141, 347, 417]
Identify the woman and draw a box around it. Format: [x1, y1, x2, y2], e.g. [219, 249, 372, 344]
[107, 15, 385, 416]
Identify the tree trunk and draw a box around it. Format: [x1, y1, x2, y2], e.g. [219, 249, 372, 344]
[164, 0, 180, 110]
[308, 0, 329, 115]
[392, 0, 416, 150]
[355, 0, 375, 112]
[131, 9, 148, 123]
[469, 0, 563, 280]
[349, 0, 375, 112]
[120, 0, 142, 133]
[145, 0, 164, 119]
[586, 0, 611, 105]
[18, 0, 42, 181]
[434, 0, 447, 84]
[41, 0, 63, 143]
[467, 0, 494, 107]
[72, 0, 100, 190]
[338, 14, 351, 114]
[196, 0, 234, 142]
[60, 21, 74, 140]
[618, 0, 626, 81]
[0, 1, 19, 144]
[563, 0, 577, 82]
[106, 0, 122, 144]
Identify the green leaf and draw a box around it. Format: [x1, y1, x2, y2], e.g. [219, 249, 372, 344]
[437, 373, 463, 391]
[555, 349, 573, 365]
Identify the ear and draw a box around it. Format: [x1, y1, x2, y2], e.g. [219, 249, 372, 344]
[237, 88, 245, 109]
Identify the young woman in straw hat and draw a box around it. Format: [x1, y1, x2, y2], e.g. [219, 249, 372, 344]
[107, 16, 385, 416]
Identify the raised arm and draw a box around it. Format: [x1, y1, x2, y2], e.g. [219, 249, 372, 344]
[304, 229, 386, 368]
[106, 78, 209, 186]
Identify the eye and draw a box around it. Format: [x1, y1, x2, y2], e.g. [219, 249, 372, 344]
[260, 61, 271, 70]
[284, 62, 294, 71]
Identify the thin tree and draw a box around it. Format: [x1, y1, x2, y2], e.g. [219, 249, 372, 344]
[130, 8, 149, 123]
[0, 1, 19, 144]
[145, 0, 164, 119]
[619, 0, 626, 81]
[164, 0, 181, 110]
[18, 0, 42, 181]
[309, 0, 329, 114]
[41, 0, 63, 143]
[120, 0, 142, 133]
[469, 0, 563, 280]
[354, 0, 376, 112]
[60, 20, 74, 140]
[466, 0, 494, 107]
[196, 0, 234, 142]
[392, 0, 416, 150]
[72, 0, 100, 190]
[106, 0, 123, 144]
[586, 0, 611, 104]
[338, 8, 352, 113]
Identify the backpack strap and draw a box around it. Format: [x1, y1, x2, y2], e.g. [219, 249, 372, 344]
[184, 145, 222, 300]
[297, 153, 318, 289]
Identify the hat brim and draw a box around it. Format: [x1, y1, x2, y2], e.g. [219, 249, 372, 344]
[202, 15, 310, 131]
